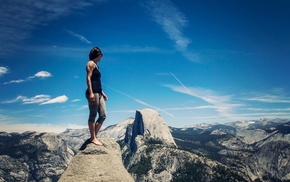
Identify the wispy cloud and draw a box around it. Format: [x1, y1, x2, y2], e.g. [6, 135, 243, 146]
[142, 0, 190, 49]
[109, 45, 170, 54]
[186, 112, 290, 124]
[107, 110, 136, 113]
[0, 122, 86, 133]
[165, 73, 290, 122]
[105, 84, 174, 117]
[165, 84, 241, 114]
[3, 95, 51, 104]
[40, 95, 68, 105]
[166, 73, 243, 118]
[246, 107, 290, 112]
[223, 112, 290, 122]
[71, 99, 81, 103]
[66, 29, 92, 44]
[3, 94, 68, 105]
[77, 105, 88, 110]
[0, 0, 105, 57]
[245, 94, 290, 103]
[0, 66, 9, 76]
[142, 0, 198, 62]
[4, 71, 52, 84]
[161, 105, 223, 112]
[0, 113, 24, 124]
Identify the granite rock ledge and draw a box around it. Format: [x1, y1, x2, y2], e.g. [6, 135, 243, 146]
[58, 138, 134, 182]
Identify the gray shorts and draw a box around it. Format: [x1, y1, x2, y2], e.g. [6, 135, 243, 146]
[86, 93, 106, 124]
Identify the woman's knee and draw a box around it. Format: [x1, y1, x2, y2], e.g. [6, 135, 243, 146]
[88, 113, 97, 122]
[100, 113, 106, 121]
[97, 114, 106, 124]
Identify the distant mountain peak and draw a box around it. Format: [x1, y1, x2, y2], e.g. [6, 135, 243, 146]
[135, 109, 176, 142]
[125, 108, 176, 151]
[99, 117, 135, 141]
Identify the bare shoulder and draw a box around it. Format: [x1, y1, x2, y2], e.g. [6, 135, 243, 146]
[87, 61, 95, 66]
[86, 61, 95, 70]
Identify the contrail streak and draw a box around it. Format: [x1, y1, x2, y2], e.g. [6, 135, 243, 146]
[170, 72, 192, 95]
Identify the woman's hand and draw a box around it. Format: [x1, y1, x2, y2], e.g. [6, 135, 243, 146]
[89, 93, 95, 101]
[102, 93, 108, 101]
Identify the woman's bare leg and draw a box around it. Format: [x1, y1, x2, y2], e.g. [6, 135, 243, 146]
[88, 121, 102, 146]
[94, 122, 103, 146]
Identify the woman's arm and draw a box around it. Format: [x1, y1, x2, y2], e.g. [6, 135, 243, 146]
[86, 61, 95, 101]
[102, 90, 108, 101]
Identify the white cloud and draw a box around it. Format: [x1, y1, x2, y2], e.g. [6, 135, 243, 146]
[66, 29, 92, 44]
[4, 71, 52, 84]
[0, 66, 9, 76]
[29, 71, 52, 79]
[71, 99, 81, 102]
[3, 94, 68, 105]
[40, 95, 69, 105]
[0, 0, 106, 57]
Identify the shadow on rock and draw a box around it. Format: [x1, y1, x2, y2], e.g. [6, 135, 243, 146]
[79, 139, 91, 151]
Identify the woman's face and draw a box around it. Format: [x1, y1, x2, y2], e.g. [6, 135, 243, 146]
[95, 54, 103, 62]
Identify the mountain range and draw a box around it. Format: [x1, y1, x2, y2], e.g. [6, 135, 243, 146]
[0, 108, 290, 181]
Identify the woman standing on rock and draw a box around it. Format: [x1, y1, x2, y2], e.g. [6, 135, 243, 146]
[86, 47, 108, 146]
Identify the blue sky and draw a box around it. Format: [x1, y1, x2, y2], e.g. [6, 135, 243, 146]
[1, 0, 290, 133]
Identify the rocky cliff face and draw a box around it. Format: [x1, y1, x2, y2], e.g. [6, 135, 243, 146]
[124, 141, 246, 182]
[98, 108, 177, 151]
[0, 131, 135, 182]
[59, 128, 89, 154]
[173, 120, 290, 181]
[1, 109, 289, 182]
[112, 109, 246, 181]
[0, 131, 74, 182]
[98, 110, 290, 181]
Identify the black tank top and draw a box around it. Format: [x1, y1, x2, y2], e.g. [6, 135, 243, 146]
[86, 64, 102, 94]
